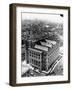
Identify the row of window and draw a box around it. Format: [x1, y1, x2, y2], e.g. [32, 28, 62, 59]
[48, 48, 59, 58]
[48, 52, 59, 66]
[29, 51, 40, 59]
[48, 45, 59, 56]
[30, 59, 40, 67]
[29, 54, 40, 59]
[29, 51, 40, 56]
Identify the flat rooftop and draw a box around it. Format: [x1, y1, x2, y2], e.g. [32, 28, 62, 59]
[28, 47, 42, 53]
[40, 42, 52, 48]
[34, 45, 48, 51]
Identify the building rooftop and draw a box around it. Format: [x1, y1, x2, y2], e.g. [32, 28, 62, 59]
[40, 42, 52, 48]
[28, 39, 58, 53]
[28, 47, 42, 53]
[46, 39, 56, 45]
[34, 45, 48, 51]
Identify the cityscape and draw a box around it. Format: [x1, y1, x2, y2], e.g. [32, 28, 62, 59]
[21, 14, 63, 77]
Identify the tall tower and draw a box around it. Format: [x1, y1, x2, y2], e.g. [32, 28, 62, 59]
[26, 30, 33, 63]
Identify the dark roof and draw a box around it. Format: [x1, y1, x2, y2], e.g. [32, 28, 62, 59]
[35, 41, 41, 45]
[40, 39, 46, 42]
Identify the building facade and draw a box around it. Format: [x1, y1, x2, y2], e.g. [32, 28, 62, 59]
[21, 44, 26, 61]
[28, 48, 42, 71]
[46, 43, 59, 70]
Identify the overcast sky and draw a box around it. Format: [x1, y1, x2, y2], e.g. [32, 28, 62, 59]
[22, 12, 63, 23]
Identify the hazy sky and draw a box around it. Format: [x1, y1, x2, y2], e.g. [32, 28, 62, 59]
[22, 12, 63, 23]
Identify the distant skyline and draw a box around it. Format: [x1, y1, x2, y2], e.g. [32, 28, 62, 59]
[22, 12, 63, 24]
